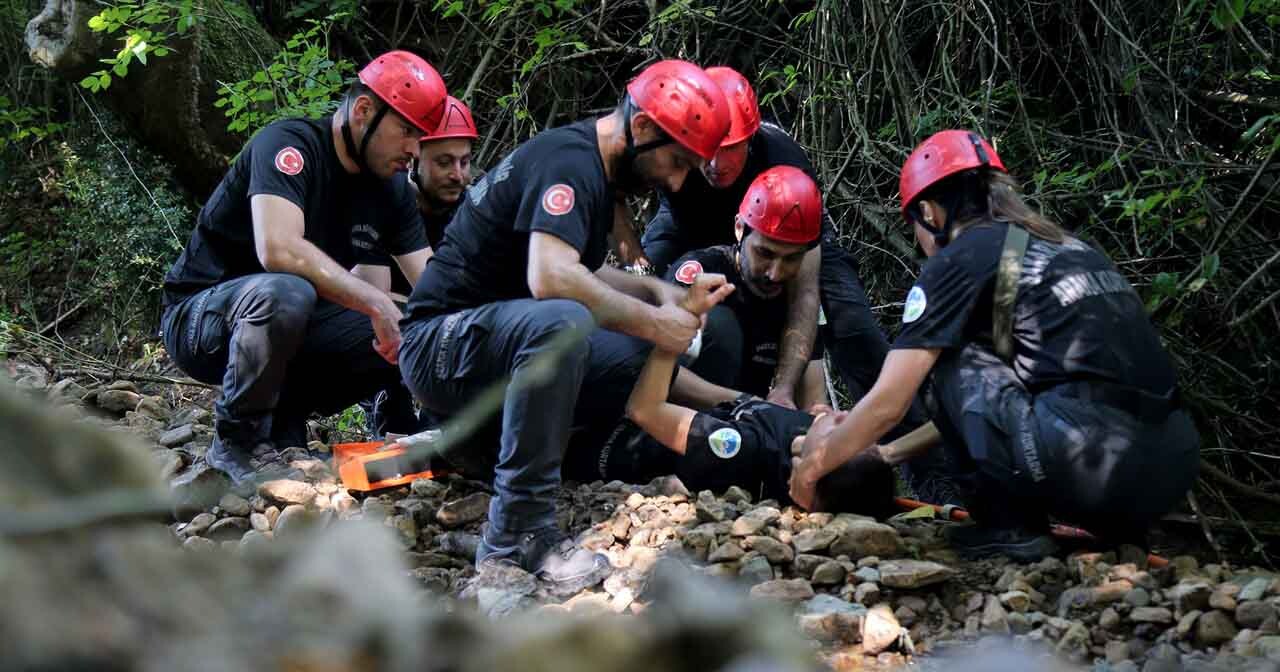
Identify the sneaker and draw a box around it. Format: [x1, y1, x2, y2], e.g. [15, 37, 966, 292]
[478, 526, 611, 597]
[946, 523, 1059, 562]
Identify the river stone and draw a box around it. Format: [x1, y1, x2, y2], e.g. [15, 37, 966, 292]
[257, 479, 317, 506]
[1054, 621, 1091, 662]
[792, 528, 837, 554]
[1171, 580, 1213, 614]
[982, 595, 1010, 634]
[1236, 600, 1276, 629]
[797, 595, 865, 644]
[829, 520, 903, 558]
[738, 555, 773, 585]
[159, 424, 194, 448]
[1194, 610, 1238, 647]
[1240, 578, 1270, 602]
[745, 536, 793, 565]
[878, 559, 954, 589]
[435, 492, 490, 528]
[861, 604, 901, 655]
[97, 389, 142, 413]
[206, 517, 250, 542]
[750, 578, 814, 602]
[1130, 607, 1174, 624]
[811, 561, 847, 586]
[218, 493, 251, 517]
[708, 541, 745, 563]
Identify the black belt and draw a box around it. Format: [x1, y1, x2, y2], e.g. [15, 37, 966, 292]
[1052, 380, 1180, 423]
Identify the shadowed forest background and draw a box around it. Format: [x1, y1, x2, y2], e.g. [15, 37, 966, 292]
[2, 0, 1278, 562]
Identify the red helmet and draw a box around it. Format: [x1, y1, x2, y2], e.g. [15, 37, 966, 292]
[359, 50, 448, 135]
[626, 60, 731, 161]
[706, 67, 760, 147]
[422, 96, 478, 142]
[738, 166, 822, 245]
[899, 130, 1007, 219]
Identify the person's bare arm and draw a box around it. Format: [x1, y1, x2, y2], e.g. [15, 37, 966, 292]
[595, 265, 679, 305]
[251, 194, 402, 362]
[789, 348, 939, 509]
[528, 232, 699, 353]
[393, 247, 433, 289]
[669, 366, 742, 409]
[352, 264, 393, 295]
[769, 245, 821, 408]
[797, 360, 831, 411]
[625, 274, 736, 454]
[878, 421, 942, 465]
[627, 349, 699, 455]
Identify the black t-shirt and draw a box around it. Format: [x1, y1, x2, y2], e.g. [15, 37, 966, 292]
[353, 181, 458, 297]
[892, 222, 1177, 395]
[162, 118, 427, 305]
[666, 245, 823, 396]
[650, 122, 834, 249]
[404, 120, 613, 320]
[569, 397, 813, 503]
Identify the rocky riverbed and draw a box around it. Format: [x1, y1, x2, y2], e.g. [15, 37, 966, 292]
[7, 367, 1280, 672]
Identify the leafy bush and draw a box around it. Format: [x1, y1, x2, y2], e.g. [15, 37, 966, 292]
[0, 115, 191, 337]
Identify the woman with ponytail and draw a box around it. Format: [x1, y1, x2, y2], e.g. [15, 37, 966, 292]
[788, 130, 1199, 561]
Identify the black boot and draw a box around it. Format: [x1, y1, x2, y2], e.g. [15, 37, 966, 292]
[946, 523, 1058, 562]
[477, 525, 610, 596]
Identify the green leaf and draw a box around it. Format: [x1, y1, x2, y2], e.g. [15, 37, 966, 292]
[88, 14, 107, 31]
[113, 62, 129, 77]
[638, 32, 653, 46]
[153, 46, 170, 57]
[79, 75, 100, 89]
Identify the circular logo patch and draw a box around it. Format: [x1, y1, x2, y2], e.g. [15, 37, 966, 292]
[541, 184, 575, 216]
[902, 286, 927, 323]
[708, 427, 742, 459]
[674, 260, 703, 285]
[274, 147, 304, 176]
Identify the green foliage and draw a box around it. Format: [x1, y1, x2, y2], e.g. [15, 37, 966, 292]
[213, 16, 354, 133]
[0, 97, 64, 149]
[80, 0, 195, 93]
[0, 120, 191, 332]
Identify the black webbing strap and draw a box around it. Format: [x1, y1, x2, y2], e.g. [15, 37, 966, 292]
[993, 225, 1030, 363]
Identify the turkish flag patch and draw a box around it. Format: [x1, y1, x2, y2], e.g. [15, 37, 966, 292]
[674, 260, 703, 285]
[274, 147, 304, 176]
[541, 183, 575, 216]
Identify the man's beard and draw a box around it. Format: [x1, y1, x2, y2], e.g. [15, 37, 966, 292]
[612, 152, 661, 194]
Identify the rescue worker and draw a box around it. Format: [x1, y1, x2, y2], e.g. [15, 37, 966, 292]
[161, 51, 446, 484]
[788, 130, 1200, 561]
[665, 165, 829, 406]
[398, 60, 731, 593]
[644, 67, 957, 505]
[353, 96, 478, 437]
[563, 265, 895, 517]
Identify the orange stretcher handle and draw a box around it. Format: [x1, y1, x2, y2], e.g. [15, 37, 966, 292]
[894, 497, 1169, 569]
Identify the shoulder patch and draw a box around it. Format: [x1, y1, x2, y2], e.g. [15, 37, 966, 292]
[274, 146, 304, 176]
[674, 260, 703, 285]
[541, 183, 575, 216]
[708, 427, 742, 459]
[903, 286, 927, 323]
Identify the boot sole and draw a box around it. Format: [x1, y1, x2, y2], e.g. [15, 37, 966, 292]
[954, 535, 1059, 563]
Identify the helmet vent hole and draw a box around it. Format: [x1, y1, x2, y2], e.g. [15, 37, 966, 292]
[695, 114, 701, 120]
[924, 154, 930, 159]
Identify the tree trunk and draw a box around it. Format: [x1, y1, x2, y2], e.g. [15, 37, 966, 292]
[25, 0, 279, 196]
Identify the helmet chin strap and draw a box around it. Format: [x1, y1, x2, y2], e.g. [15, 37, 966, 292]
[341, 96, 392, 174]
[615, 97, 674, 190]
